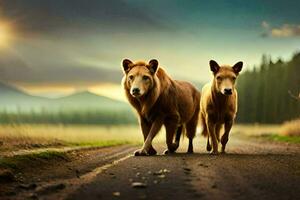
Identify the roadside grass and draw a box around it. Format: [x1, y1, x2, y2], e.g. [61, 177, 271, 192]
[258, 134, 300, 144]
[0, 124, 144, 152]
[233, 124, 300, 144]
[0, 151, 68, 170]
[232, 124, 281, 136]
[280, 118, 300, 137]
[0, 124, 164, 171]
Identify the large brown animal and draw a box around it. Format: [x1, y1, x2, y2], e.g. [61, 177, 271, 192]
[122, 59, 200, 156]
[200, 60, 243, 154]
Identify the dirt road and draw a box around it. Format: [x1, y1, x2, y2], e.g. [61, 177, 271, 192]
[1, 135, 299, 200]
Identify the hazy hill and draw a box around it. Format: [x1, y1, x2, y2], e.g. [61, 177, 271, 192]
[0, 82, 50, 111]
[0, 82, 130, 113]
[54, 91, 130, 111]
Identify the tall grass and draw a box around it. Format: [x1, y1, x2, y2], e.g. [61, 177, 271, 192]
[280, 118, 300, 137]
[0, 124, 145, 152]
[0, 124, 143, 143]
[231, 124, 281, 136]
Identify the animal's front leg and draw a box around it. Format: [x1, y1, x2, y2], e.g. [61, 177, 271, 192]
[206, 117, 218, 154]
[139, 117, 157, 155]
[135, 118, 163, 156]
[221, 119, 233, 153]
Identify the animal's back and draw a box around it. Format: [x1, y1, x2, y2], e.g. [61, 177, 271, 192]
[173, 80, 200, 123]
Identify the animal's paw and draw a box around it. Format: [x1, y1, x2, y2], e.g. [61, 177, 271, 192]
[221, 146, 227, 154]
[210, 151, 219, 155]
[187, 149, 194, 154]
[187, 145, 194, 154]
[148, 147, 157, 155]
[163, 149, 174, 155]
[134, 149, 148, 156]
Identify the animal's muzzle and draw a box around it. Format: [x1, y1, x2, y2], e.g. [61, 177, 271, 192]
[131, 88, 141, 96]
[224, 88, 232, 95]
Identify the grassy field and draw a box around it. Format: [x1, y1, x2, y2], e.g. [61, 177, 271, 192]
[232, 124, 282, 136]
[257, 134, 300, 144]
[0, 124, 143, 152]
[0, 124, 170, 153]
[0, 123, 298, 155]
[232, 124, 300, 144]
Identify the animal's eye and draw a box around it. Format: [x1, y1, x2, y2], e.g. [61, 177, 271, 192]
[232, 77, 236, 81]
[142, 76, 149, 81]
[129, 75, 134, 80]
[216, 76, 222, 80]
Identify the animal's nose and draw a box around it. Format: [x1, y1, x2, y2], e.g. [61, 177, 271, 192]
[224, 88, 232, 95]
[132, 88, 140, 95]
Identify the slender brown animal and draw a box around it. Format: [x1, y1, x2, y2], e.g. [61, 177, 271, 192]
[200, 60, 243, 154]
[122, 59, 200, 156]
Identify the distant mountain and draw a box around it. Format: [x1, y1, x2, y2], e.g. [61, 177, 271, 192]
[0, 81, 30, 96]
[0, 82, 50, 111]
[0, 82, 130, 113]
[53, 91, 130, 111]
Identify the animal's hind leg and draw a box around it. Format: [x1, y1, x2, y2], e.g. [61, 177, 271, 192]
[206, 117, 218, 154]
[201, 114, 211, 152]
[200, 113, 208, 136]
[215, 124, 222, 143]
[221, 120, 233, 153]
[186, 111, 199, 153]
[164, 122, 180, 154]
[174, 125, 183, 150]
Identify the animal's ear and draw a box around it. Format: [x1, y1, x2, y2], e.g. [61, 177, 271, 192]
[148, 59, 159, 74]
[122, 59, 132, 74]
[122, 59, 133, 74]
[232, 61, 243, 74]
[209, 60, 220, 74]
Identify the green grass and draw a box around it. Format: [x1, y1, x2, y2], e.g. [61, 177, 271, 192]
[258, 134, 300, 144]
[0, 151, 67, 169]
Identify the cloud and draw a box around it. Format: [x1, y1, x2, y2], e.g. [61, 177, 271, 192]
[261, 21, 300, 38]
[0, 52, 122, 85]
[261, 21, 270, 29]
[0, 64, 122, 85]
[0, 0, 169, 37]
[260, 21, 271, 38]
[271, 24, 300, 37]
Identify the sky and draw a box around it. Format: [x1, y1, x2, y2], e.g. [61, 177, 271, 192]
[0, 0, 299, 99]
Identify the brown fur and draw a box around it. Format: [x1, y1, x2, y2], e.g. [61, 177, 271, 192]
[122, 59, 200, 155]
[200, 60, 243, 154]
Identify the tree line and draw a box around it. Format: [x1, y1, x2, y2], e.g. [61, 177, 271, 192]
[0, 109, 137, 125]
[237, 52, 300, 124]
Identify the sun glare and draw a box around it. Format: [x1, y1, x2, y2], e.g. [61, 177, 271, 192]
[0, 21, 12, 48]
[89, 84, 126, 102]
